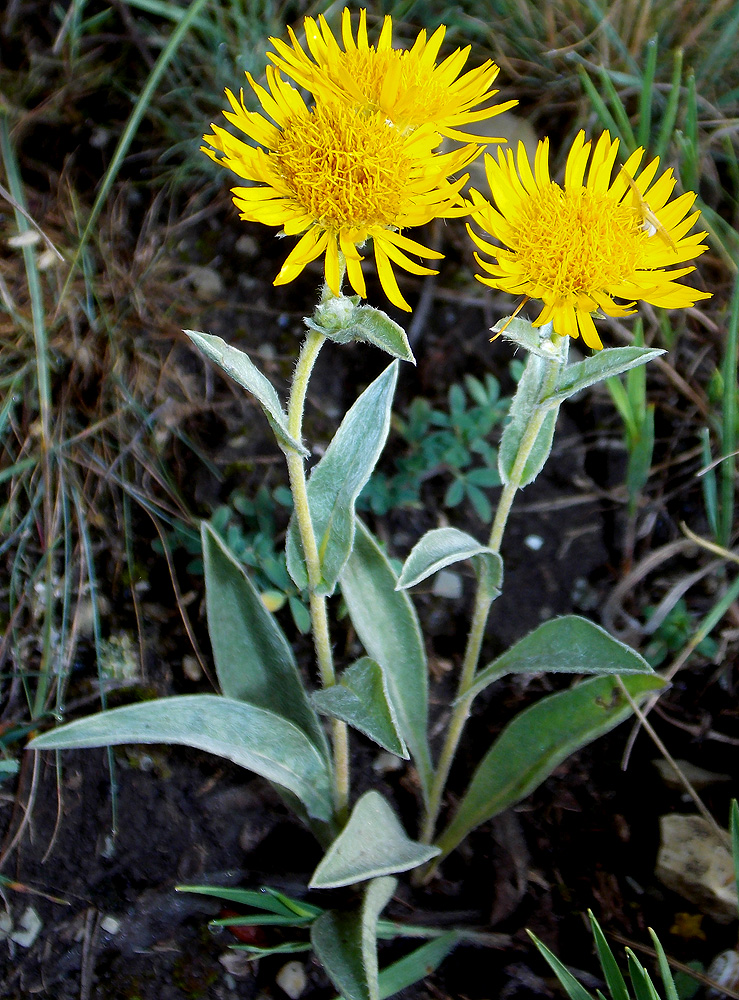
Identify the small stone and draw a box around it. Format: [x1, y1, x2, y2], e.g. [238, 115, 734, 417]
[100, 915, 121, 935]
[524, 534, 545, 551]
[182, 654, 202, 682]
[373, 752, 404, 774]
[186, 265, 224, 300]
[220, 950, 254, 978]
[432, 570, 463, 600]
[11, 906, 42, 948]
[707, 948, 739, 999]
[276, 960, 307, 999]
[235, 234, 259, 257]
[655, 814, 737, 923]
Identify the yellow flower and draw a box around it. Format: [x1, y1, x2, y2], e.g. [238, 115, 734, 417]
[267, 7, 516, 140]
[202, 68, 478, 310]
[468, 130, 711, 349]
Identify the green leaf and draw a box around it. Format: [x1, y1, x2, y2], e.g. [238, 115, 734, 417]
[648, 929, 679, 1000]
[465, 616, 653, 703]
[396, 528, 502, 596]
[436, 674, 665, 860]
[350, 306, 415, 363]
[287, 363, 398, 595]
[312, 877, 396, 1000]
[310, 792, 439, 889]
[627, 951, 661, 1000]
[491, 316, 566, 359]
[499, 351, 562, 488]
[202, 524, 326, 756]
[340, 520, 432, 802]
[184, 330, 307, 457]
[528, 931, 596, 1000]
[547, 347, 665, 407]
[175, 885, 313, 918]
[588, 911, 630, 1000]
[28, 695, 334, 822]
[312, 659, 408, 758]
[374, 933, 460, 1000]
[731, 799, 739, 916]
[306, 299, 414, 362]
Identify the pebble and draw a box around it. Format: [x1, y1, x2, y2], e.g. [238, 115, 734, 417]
[432, 569, 463, 600]
[276, 960, 307, 998]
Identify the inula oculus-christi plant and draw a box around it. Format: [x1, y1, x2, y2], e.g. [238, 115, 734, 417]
[30, 9, 712, 998]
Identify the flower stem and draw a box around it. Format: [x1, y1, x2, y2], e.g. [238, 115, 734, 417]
[419, 345, 563, 855]
[285, 328, 349, 821]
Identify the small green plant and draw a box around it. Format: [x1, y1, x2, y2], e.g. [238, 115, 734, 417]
[643, 598, 719, 668]
[154, 485, 311, 633]
[359, 374, 509, 521]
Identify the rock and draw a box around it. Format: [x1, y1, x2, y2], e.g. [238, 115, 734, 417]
[655, 814, 737, 923]
[276, 960, 307, 998]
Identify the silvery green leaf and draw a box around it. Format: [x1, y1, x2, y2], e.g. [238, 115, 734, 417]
[28, 695, 334, 822]
[498, 349, 562, 487]
[491, 316, 567, 359]
[546, 346, 665, 406]
[436, 674, 665, 861]
[396, 527, 502, 596]
[202, 523, 327, 757]
[310, 792, 439, 889]
[312, 658, 408, 758]
[340, 521, 432, 802]
[184, 330, 307, 457]
[287, 363, 398, 595]
[306, 300, 414, 362]
[312, 877, 396, 1000]
[464, 615, 654, 703]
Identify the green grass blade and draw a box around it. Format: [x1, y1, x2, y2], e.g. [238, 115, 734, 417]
[731, 799, 739, 917]
[58, 0, 211, 305]
[654, 48, 683, 162]
[626, 951, 661, 1000]
[648, 929, 679, 1000]
[637, 37, 658, 149]
[528, 931, 595, 1000]
[719, 272, 739, 547]
[578, 66, 627, 146]
[698, 428, 719, 541]
[599, 66, 636, 152]
[589, 912, 630, 1000]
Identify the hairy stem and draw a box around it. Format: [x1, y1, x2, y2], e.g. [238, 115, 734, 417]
[419, 344, 563, 855]
[286, 327, 349, 821]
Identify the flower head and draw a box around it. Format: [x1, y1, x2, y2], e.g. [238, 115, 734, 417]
[468, 130, 711, 349]
[203, 68, 477, 310]
[267, 7, 516, 140]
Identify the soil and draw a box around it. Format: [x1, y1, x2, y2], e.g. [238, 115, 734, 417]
[1, 211, 737, 1000]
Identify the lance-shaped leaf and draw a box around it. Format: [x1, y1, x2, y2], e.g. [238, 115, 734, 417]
[499, 350, 563, 488]
[287, 363, 398, 595]
[374, 933, 461, 1000]
[340, 520, 432, 802]
[184, 330, 307, 457]
[396, 527, 502, 596]
[436, 674, 665, 860]
[546, 346, 665, 407]
[306, 300, 414, 363]
[312, 659, 408, 758]
[310, 792, 439, 889]
[311, 877, 396, 1000]
[28, 695, 334, 822]
[202, 523, 327, 757]
[464, 616, 654, 704]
